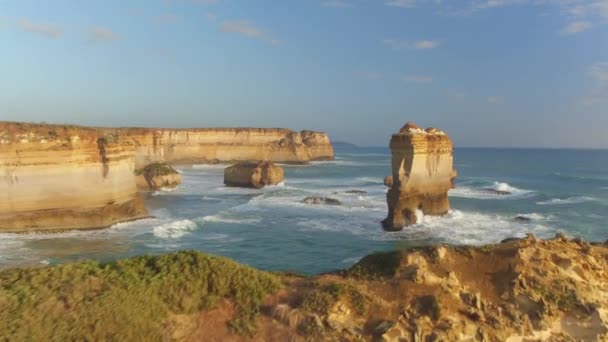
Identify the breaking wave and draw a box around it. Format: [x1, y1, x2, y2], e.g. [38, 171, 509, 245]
[153, 220, 198, 239]
[449, 182, 534, 200]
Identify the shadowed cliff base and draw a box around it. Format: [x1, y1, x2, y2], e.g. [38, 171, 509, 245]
[1, 234, 607, 341]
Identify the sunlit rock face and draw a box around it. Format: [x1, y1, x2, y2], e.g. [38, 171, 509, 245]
[0, 122, 148, 233]
[123, 128, 335, 168]
[382, 122, 457, 231]
[135, 162, 182, 191]
[224, 161, 284, 188]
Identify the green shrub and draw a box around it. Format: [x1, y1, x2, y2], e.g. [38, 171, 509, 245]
[0, 251, 281, 340]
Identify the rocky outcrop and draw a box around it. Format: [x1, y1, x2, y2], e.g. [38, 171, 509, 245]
[383, 122, 457, 231]
[224, 161, 284, 188]
[0, 122, 148, 232]
[135, 162, 181, 191]
[301, 197, 342, 205]
[121, 128, 334, 167]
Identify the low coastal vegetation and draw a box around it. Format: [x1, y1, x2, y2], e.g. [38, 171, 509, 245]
[134, 161, 179, 177]
[1, 235, 607, 341]
[0, 251, 281, 340]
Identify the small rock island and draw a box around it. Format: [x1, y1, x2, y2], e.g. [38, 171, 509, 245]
[224, 161, 284, 188]
[383, 122, 457, 231]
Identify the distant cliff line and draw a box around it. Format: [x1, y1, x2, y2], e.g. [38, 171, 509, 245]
[0, 121, 334, 232]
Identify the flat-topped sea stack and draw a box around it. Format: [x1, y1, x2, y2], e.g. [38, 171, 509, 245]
[224, 161, 284, 188]
[135, 162, 182, 191]
[0, 122, 148, 233]
[383, 122, 457, 231]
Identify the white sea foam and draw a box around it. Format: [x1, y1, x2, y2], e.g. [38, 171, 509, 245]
[408, 210, 554, 245]
[199, 214, 261, 225]
[536, 196, 596, 205]
[153, 220, 198, 239]
[449, 182, 534, 200]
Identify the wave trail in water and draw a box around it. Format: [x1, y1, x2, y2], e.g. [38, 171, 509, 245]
[536, 196, 596, 205]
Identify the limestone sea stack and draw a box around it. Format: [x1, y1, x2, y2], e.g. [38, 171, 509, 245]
[0, 122, 148, 232]
[224, 161, 284, 188]
[382, 122, 457, 231]
[135, 162, 181, 191]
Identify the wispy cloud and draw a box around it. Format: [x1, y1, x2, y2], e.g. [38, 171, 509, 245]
[323, 0, 353, 8]
[220, 20, 280, 44]
[583, 61, 608, 104]
[19, 20, 62, 39]
[386, 0, 416, 8]
[561, 21, 592, 34]
[383, 38, 440, 50]
[403, 75, 433, 83]
[86, 26, 122, 44]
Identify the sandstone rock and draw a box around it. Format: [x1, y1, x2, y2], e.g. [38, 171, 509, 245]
[384, 175, 393, 187]
[382, 121, 457, 231]
[0, 123, 148, 232]
[135, 162, 182, 191]
[224, 161, 284, 188]
[302, 197, 342, 205]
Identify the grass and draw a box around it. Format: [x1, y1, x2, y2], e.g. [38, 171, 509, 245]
[134, 162, 178, 177]
[0, 251, 282, 340]
[300, 282, 367, 315]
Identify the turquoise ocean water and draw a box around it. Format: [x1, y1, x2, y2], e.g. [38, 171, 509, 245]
[1, 147, 607, 274]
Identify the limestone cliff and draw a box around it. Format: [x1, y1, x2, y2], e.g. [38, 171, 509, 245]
[0, 122, 334, 232]
[383, 122, 457, 231]
[120, 128, 334, 168]
[0, 122, 148, 232]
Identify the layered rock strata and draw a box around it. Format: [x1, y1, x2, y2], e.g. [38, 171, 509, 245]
[135, 162, 182, 191]
[1, 122, 333, 232]
[0, 122, 148, 232]
[121, 128, 334, 168]
[224, 161, 284, 188]
[383, 122, 457, 231]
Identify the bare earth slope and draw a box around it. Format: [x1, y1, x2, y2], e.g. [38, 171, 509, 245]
[1, 234, 607, 341]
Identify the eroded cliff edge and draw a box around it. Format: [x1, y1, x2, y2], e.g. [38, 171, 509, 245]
[0, 122, 148, 232]
[383, 122, 457, 231]
[120, 127, 334, 167]
[2, 234, 607, 341]
[0, 122, 334, 232]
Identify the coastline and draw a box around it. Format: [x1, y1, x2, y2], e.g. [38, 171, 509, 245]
[2, 234, 606, 341]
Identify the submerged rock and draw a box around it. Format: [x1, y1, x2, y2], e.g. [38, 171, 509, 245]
[135, 162, 181, 191]
[383, 121, 457, 231]
[514, 215, 532, 222]
[224, 161, 284, 188]
[343, 190, 367, 194]
[302, 197, 342, 205]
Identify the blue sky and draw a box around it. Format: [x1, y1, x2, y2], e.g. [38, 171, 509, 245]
[1, 0, 607, 147]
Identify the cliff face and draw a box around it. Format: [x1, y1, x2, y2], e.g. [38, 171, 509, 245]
[383, 122, 457, 231]
[122, 128, 334, 168]
[0, 123, 148, 232]
[0, 122, 334, 232]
